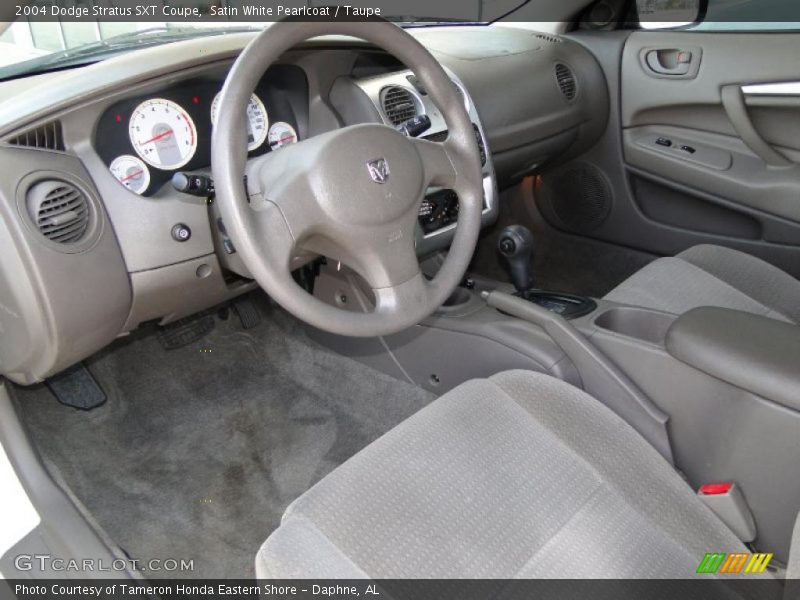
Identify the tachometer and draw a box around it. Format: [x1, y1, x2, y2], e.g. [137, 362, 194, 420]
[267, 122, 298, 150]
[210, 92, 268, 152]
[129, 98, 197, 170]
[109, 155, 150, 195]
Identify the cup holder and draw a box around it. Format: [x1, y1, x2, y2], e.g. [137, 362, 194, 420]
[594, 307, 677, 344]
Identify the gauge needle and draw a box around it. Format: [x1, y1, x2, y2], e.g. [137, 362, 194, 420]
[120, 169, 144, 183]
[272, 135, 295, 145]
[140, 129, 174, 145]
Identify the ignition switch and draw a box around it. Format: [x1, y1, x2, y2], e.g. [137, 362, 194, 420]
[171, 223, 192, 242]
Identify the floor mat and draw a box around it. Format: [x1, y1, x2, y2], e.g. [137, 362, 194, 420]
[471, 180, 656, 298]
[13, 296, 436, 578]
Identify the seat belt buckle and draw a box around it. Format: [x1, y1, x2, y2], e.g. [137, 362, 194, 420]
[697, 482, 756, 543]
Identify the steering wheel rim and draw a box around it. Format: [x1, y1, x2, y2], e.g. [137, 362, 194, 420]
[212, 19, 483, 337]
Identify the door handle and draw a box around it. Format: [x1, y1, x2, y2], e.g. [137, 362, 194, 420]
[640, 47, 702, 79]
[721, 85, 793, 167]
[646, 49, 692, 75]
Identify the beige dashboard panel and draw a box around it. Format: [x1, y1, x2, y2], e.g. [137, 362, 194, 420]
[0, 147, 131, 384]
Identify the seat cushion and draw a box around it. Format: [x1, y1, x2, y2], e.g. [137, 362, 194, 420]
[604, 244, 800, 323]
[256, 370, 752, 578]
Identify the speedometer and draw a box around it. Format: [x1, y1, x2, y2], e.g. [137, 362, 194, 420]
[210, 92, 268, 152]
[129, 98, 197, 170]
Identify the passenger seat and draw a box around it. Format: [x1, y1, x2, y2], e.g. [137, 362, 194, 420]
[605, 244, 800, 323]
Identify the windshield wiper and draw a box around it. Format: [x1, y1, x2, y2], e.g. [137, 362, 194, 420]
[0, 26, 260, 81]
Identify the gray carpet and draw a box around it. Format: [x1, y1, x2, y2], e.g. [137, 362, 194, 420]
[471, 180, 656, 298]
[13, 296, 435, 579]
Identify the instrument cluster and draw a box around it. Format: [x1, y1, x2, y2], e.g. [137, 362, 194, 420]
[94, 64, 308, 196]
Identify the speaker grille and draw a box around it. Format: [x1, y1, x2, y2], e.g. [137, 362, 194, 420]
[540, 164, 611, 233]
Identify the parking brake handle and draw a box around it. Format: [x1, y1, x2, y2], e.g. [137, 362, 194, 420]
[483, 289, 674, 465]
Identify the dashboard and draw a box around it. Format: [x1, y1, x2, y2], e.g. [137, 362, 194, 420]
[95, 65, 308, 196]
[0, 26, 608, 385]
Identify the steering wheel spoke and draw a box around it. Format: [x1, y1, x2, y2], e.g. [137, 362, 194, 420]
[373, 272, 430, 320]
[360, 222, 421, 290]
[410, 137, 459, 190]
[246, 151, 324, 242]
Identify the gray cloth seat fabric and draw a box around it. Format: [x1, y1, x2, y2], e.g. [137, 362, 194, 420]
[256, 370, 757, 579]
[604, 244, 800, 323]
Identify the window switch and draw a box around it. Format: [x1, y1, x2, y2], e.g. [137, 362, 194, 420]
[680, 145, 696, 154]
[655, 137, 672, 147]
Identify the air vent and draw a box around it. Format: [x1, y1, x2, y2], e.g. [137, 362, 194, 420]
[555, 63, 577, 101]
[381, 86, 419, 126]
[8, 121, 65, 152]
[534, 33, 562, 43]
[27, 180, 89, 244]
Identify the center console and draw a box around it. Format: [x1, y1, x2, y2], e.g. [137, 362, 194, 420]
[570, 302, 800, 562]
[308, 255, 800, 563]
[665, 307, 800, 413]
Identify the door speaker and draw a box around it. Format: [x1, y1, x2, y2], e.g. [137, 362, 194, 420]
[537, 163, 612, 234]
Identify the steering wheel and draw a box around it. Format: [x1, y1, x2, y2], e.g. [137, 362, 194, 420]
[212, 20, 483, 337]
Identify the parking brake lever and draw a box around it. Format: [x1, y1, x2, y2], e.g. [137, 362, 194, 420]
[483, 290, 674, 465]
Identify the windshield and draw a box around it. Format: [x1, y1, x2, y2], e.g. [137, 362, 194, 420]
[0, 0, 529, 79]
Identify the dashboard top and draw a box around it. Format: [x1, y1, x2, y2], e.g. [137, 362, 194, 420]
[0, 26, 548, 136]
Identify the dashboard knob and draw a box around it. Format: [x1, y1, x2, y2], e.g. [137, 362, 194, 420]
[171, 223, 192, 243]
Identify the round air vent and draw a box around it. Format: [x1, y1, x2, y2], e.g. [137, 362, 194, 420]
[538, 163, 612, 234]
[26, 180, 90, 244]
[380, 86, 420, 126]
[554, 63, 577, 102]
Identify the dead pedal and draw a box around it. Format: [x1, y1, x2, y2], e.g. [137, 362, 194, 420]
[233, 298, 261, 329]
[46, 363, 106, 410]
[157, 312, 215, 350]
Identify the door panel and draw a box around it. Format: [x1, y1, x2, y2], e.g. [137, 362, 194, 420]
[622, 32, 800, 221]
[545, 31, 800, 278]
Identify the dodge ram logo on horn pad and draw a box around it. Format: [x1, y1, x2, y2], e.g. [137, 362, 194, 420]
[366, 157, 390, 184]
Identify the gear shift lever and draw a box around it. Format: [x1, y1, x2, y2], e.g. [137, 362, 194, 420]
[498, 225, 534, 293]
[494, 224, 597, 319]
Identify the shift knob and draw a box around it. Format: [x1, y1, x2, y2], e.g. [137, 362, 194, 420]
[497, 225, 534, 293]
